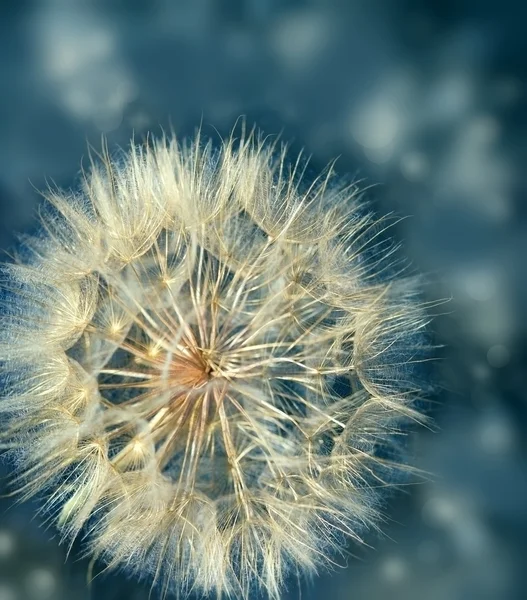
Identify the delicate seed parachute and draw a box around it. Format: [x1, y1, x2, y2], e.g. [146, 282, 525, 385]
[0, 128, 431, 599]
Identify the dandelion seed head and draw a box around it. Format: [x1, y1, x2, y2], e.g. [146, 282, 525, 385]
[0, 126, 431, 598]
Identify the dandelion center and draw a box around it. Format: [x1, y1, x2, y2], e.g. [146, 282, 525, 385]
[87, 235, 327, 492]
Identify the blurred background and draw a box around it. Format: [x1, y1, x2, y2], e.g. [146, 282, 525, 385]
[0, 0, 526, 599]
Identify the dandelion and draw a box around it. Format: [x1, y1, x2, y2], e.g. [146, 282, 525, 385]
[0, 127, 431, 598]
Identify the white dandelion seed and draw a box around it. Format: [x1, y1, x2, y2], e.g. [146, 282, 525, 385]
[0, 126, 432, 599]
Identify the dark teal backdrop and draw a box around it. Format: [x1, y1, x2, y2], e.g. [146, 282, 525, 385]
[0, 1, 525, 599]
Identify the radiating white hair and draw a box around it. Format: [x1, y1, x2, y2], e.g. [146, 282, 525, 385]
[0, 126, 431, 599]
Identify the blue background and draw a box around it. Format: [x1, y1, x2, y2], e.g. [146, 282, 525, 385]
[0, 1, 526, 599]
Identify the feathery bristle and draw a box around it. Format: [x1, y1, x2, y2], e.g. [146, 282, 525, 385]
[0, 127, 432, 599]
